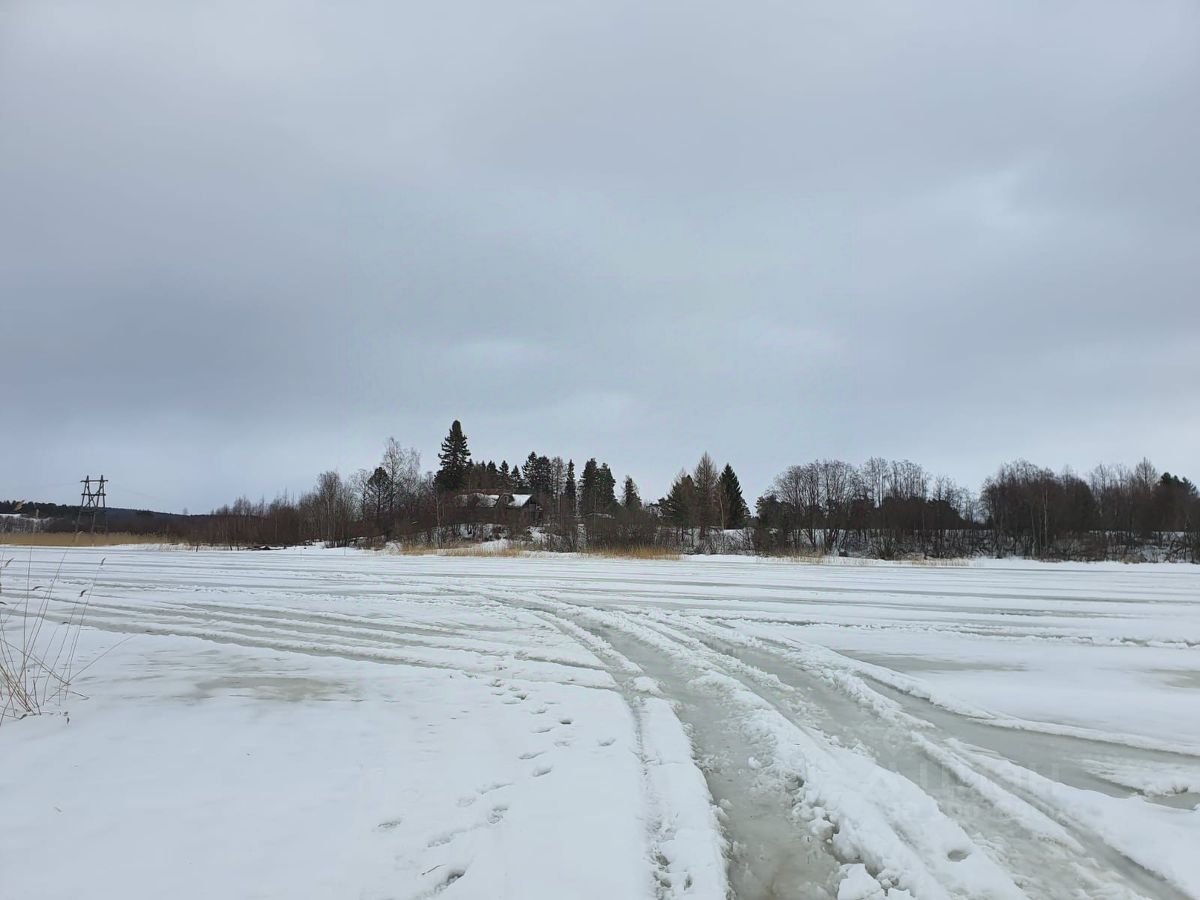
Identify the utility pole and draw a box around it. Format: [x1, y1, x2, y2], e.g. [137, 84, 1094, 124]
[75, 475, 108, 534]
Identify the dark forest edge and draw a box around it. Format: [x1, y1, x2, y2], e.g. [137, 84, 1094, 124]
[4, 420, 1199, 562]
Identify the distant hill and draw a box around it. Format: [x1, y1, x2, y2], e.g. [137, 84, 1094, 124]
[0, 500, 196, 534]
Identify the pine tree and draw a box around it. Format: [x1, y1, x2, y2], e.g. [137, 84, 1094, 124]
[499, 461, 511, 488]
[364, 466, 392, 525]
[719, 463, 749, 528]
[435, 420, 471, 493]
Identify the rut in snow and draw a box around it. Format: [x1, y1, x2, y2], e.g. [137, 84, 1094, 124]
[514, 589, 1192, 900]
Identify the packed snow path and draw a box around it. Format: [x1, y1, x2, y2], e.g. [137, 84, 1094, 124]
[2, 547, 1199, 900]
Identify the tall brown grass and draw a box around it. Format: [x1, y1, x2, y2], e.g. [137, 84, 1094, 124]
[388, 542, 529, 558]
[441, 545, 529, 558]
[0, 532, 168, 547]
[582, 545, 680, 560]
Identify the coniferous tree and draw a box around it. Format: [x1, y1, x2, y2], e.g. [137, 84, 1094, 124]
[524, 452, 555, 497]
[597, 463, 617, 510]
[535, 455, 554, 497]
[661, 472, 696, 543]
[622, 476, 642, 510]
[435, 420, 471, 493]
[719, 464, 749, 528]
[580, 459, 599, 516]
[499, 461, 511, 488]
[564, 460, 577, 518]
[364, 466, 392, 526]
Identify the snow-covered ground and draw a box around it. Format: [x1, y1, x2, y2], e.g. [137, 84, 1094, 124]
[2, 547, 1198, 900]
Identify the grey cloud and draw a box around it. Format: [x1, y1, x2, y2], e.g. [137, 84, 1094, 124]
[2, 0, 1197, 512]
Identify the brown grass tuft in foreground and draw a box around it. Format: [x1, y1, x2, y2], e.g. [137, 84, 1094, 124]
[0, 532, 168, 547]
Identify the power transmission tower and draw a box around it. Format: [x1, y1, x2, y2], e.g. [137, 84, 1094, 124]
[76, 475, 108, 534]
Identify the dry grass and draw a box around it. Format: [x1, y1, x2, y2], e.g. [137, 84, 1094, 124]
[583, 545, 680, 560]
[1, 551, 106, 723]
[0, 532, 168, 547]
[759, 547, 832, 564]
[389, 542, 680, 560]
[441, 545, 528, 558]
[389, 542, 528, 558]
[898, 556, 971, 567]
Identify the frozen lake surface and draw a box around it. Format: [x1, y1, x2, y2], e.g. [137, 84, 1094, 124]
[2, 546, 1198, 899]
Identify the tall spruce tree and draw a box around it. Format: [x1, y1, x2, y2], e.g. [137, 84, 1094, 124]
[564, 460, 577, 518]
[622, 476, 642, 510]
[719, 463, 749, 528]
[661, 472, 697, 540]
[598, 464, 617, 511]
[524, 452, 554, 497]
[580, 459, 599, 516]
[434, 420, 471, 493]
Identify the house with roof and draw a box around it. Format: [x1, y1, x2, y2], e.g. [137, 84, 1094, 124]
[454, 492, 542, 525]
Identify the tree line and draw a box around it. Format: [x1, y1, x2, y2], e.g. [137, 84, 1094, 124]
[184, 420, 1200, 561]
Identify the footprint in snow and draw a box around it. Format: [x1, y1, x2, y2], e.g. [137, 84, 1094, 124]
[532, 764, 553, 777]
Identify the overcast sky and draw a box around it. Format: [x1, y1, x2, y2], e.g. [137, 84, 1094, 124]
[2, 1, 1198, 512]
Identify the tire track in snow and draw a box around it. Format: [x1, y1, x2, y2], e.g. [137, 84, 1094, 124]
[659, 614, 1191, 900]
[496, 590, 852, 900]
[515, 603, 730, 900]
[514, 589, 1193, 900]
